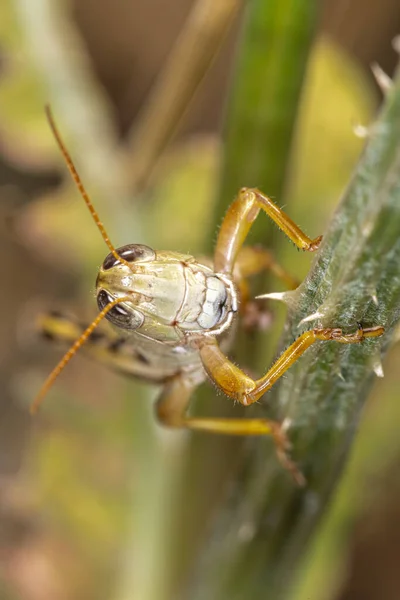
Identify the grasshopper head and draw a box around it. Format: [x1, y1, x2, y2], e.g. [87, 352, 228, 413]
[95, 243, 156, 331]
[96, 245, 234, 342]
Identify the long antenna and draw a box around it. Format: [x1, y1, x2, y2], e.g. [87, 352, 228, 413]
[31, 296, 131, 414]
[45, 105, 131, 269]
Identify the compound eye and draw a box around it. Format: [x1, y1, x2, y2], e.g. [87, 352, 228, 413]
[102, 244, 156, 270]
[97, 290, 144, 330]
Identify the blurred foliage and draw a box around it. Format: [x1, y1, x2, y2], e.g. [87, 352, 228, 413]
[0, 2, 53, 162]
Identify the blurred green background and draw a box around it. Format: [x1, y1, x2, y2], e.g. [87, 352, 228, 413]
[1, 1, 400, 599]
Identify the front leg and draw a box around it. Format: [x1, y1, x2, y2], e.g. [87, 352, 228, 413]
[214, 187, 322, 274]
[197, 325, 384, 481]
[199, 325, 384, 406]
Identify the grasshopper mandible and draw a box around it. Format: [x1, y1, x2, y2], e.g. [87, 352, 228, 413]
[32, 107, 384, 485]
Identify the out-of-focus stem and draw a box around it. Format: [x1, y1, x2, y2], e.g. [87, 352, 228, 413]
[213, 0, 319, 239]
[126, 0, 243, 191]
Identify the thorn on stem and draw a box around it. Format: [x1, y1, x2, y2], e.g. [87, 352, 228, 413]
[255, 290, 294, 305]
[371, 356, 384, 378]
[371, 62, 392, 94]
[298, 310, 325, 326]
[353, 123, 370, 139]
[392, 35, 400, 55]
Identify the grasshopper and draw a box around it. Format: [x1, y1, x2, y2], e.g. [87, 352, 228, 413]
[32, 107, 384, 484]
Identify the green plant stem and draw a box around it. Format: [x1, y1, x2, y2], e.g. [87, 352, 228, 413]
[190, 57, 400, 600]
